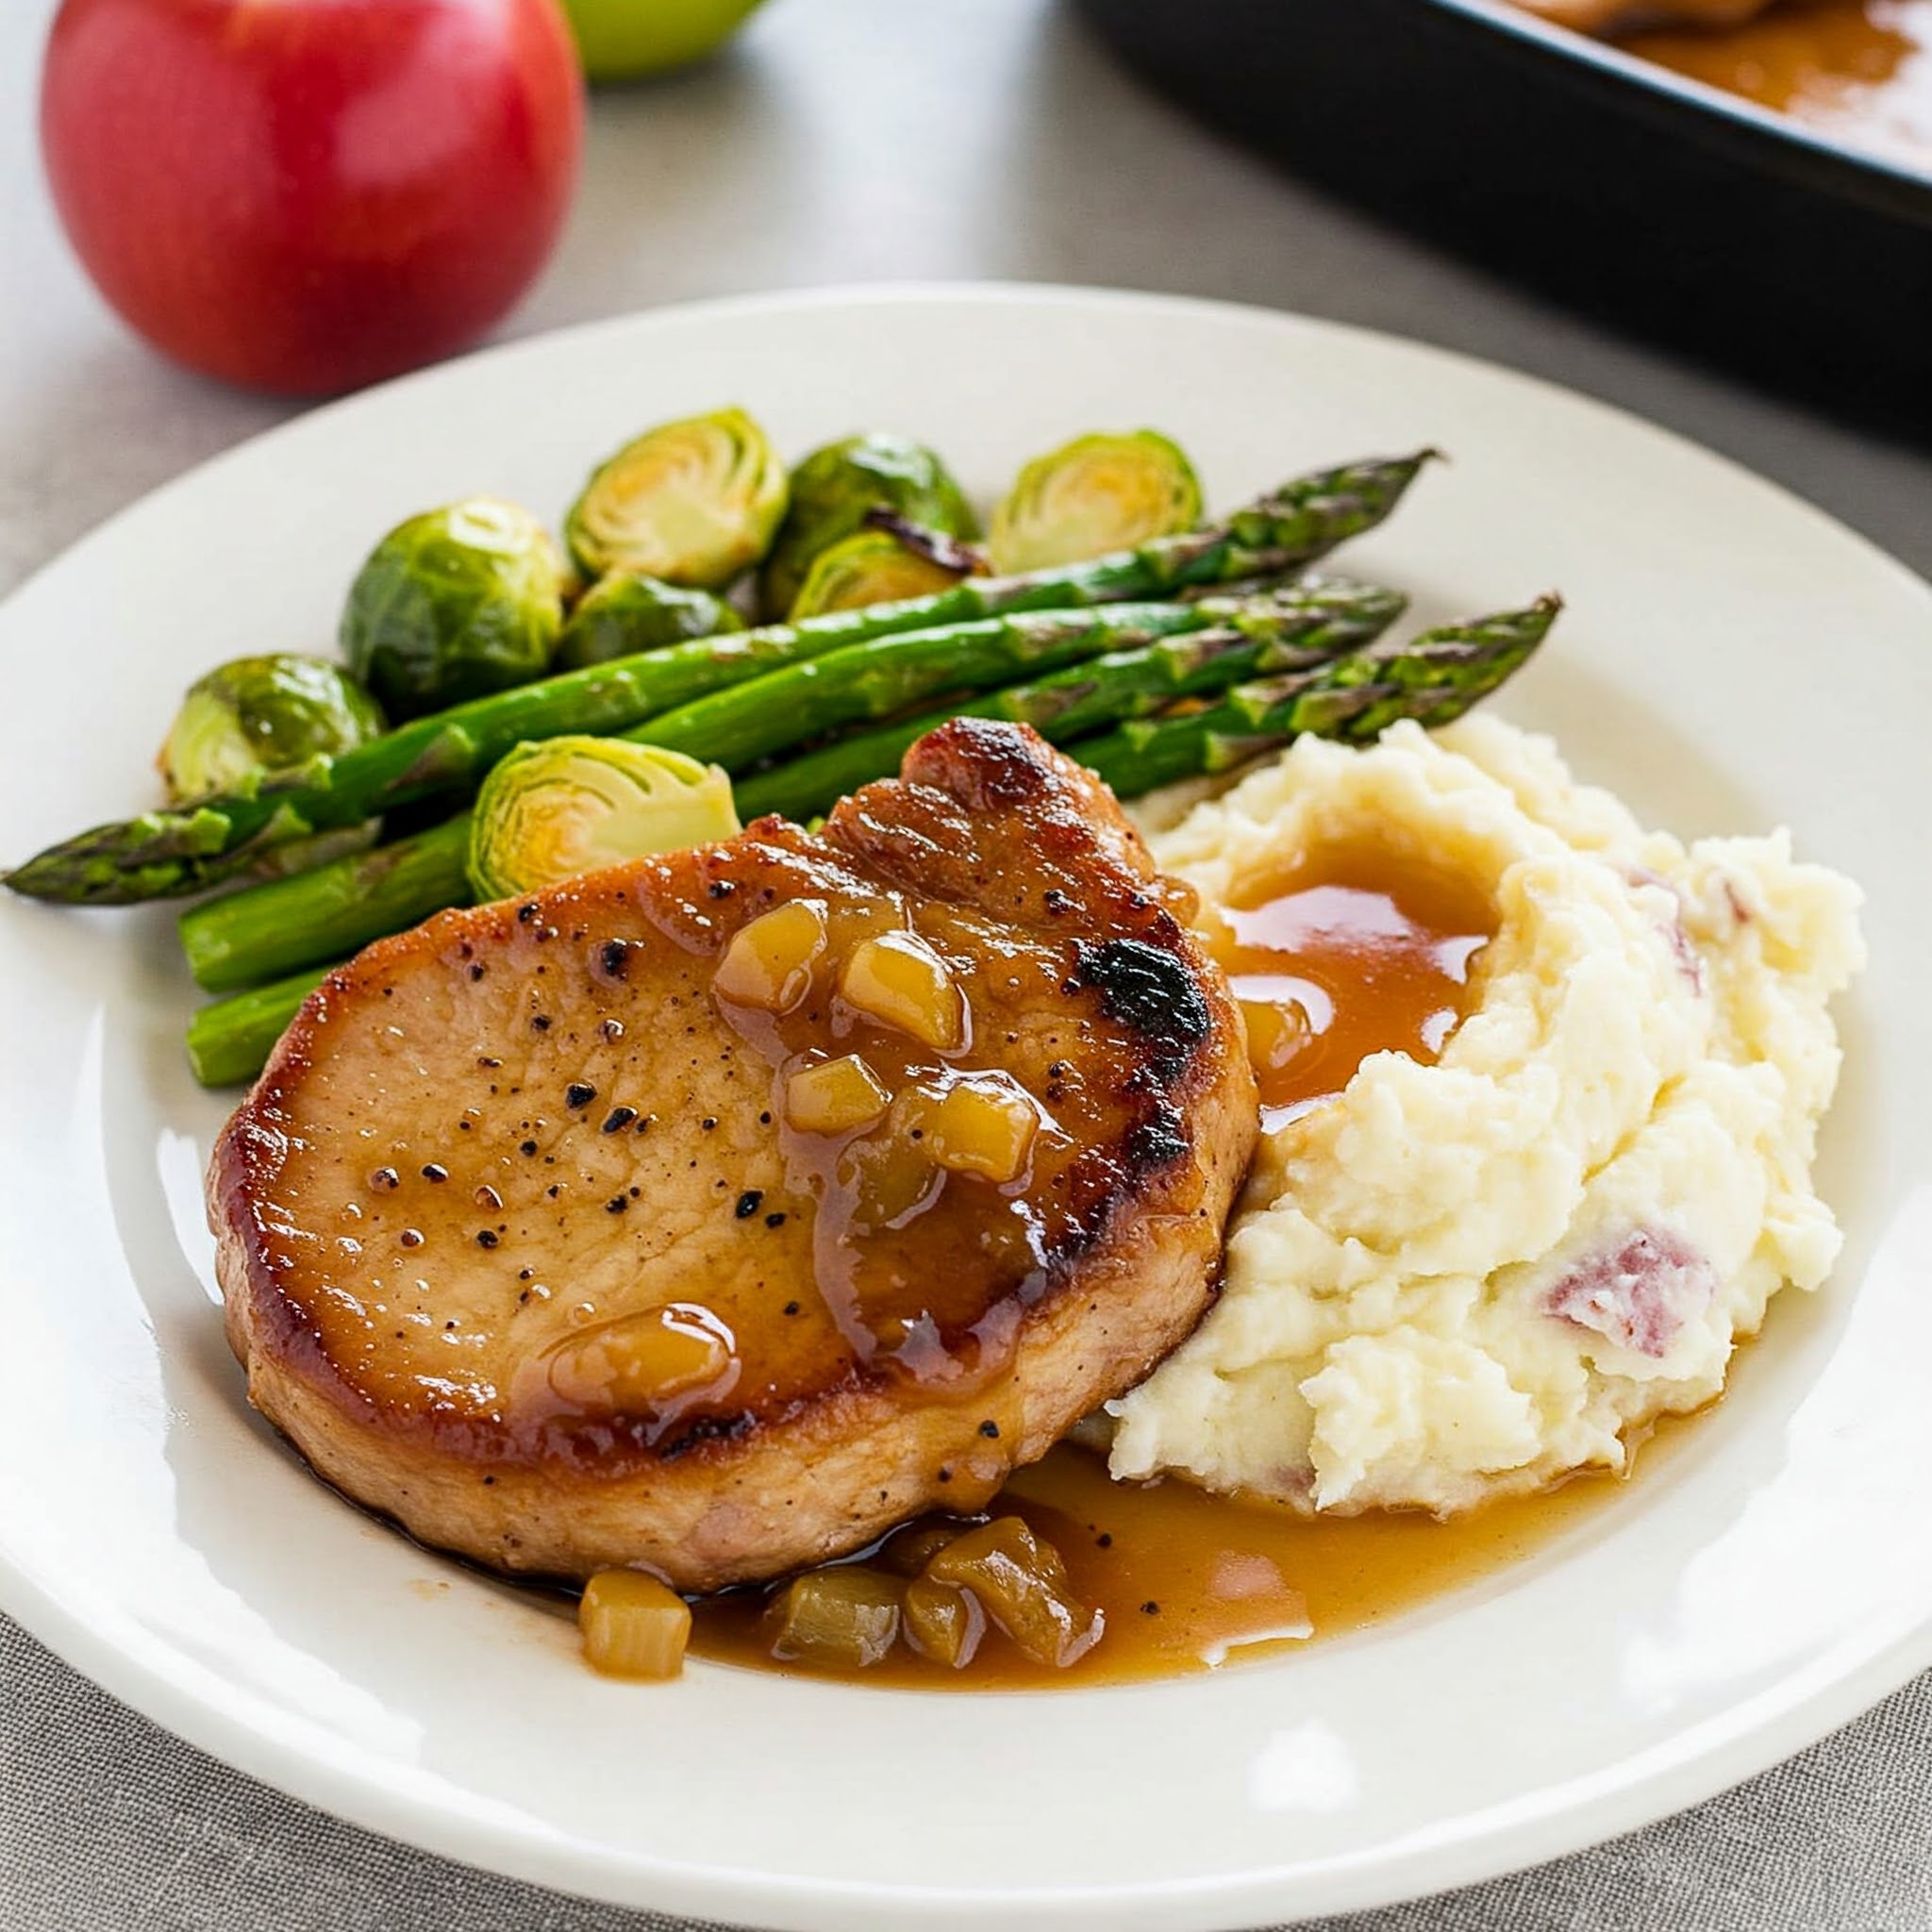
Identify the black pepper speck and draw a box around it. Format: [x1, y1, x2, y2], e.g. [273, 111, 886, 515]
[735, 1190, 762, 1219]
[598, 939, 629, 977]
[764, 1211, 787, 1228]
[978, 1420, 1000, 1439]
[564, 1082, 596, 1109]
[606, 1195, 627, 1214]
[601, 1107, 638, 1134]
[421, 1164, 447, 1183]
[600, 1019, 625, 1041]
[475, 1229, 499, 1249]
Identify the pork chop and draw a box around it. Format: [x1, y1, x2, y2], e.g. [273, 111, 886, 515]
[212, 719, 1258, 1591]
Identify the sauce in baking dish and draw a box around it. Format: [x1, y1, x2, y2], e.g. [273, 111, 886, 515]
[1624, 1, 1932, 165]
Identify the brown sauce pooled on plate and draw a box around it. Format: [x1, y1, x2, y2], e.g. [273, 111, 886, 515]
[685, 1438, 1649, 1689]
[1623, 0, 1932, 165]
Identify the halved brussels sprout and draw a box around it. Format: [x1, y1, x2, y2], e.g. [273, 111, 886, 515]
[340, 497, 567, 721]
[786, 529, 970, 621]
[564, 408, 788, 590]
[758, 432, 977, 620]
[158, 653, 387, 802]
[467, 736, 741, 902]
[555, 572, 745, 672]
[988, 430, 1203, 575]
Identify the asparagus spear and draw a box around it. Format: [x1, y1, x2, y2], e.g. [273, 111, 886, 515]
[636, 588, 1389, 775]
[1073, 597, 1561, 797]
[179, 583, 1386, 991]
[8, 453, 1435, 907]
[181, 815, 473, 992]
[734, 575, 1407, 822]
[185, 961, 339, 1087]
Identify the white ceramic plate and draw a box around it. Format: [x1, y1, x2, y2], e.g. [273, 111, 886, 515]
[1, 286, 1927, 1930]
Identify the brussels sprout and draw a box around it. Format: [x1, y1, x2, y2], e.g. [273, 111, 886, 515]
[467, 736, 741, 902]
[989, 430, 1204, 575]
[786, 529, 970, 621]
[564, 408, 788, 590]
[341, 497, 567, 721]
[158, 653, 388, 802]
[554, 572, 745, 672]
[758, 431, 977, 620]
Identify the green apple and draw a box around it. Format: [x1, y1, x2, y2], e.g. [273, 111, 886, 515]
[558, 0, 770, 80]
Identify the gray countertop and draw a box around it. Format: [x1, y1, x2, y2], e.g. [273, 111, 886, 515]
[2, 1, 1928, 1927]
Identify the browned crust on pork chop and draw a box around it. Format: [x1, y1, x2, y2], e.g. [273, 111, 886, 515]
[212, 720, 1257, 1591]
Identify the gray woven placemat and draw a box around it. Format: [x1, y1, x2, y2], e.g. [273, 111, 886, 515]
[4, 1613, 1928, 1932]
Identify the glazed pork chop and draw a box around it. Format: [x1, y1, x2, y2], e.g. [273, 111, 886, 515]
[212, 720, 1258, 1591]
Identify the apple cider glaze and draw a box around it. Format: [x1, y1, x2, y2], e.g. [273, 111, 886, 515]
[666, 842, 1653, 1688]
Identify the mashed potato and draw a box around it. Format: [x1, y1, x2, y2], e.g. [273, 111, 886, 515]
[1108, 714, 1864, 1514]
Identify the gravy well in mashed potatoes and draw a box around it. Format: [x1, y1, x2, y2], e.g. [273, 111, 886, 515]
[1111, 714, 1864, 1516]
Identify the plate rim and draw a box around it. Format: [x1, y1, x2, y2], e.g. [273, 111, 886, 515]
[2, 278, 1927, 1929]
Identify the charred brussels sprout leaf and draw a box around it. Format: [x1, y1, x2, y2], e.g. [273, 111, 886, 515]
[466, 736, 741, 902]
[990, 430, 1203, 575]
[786, 529, 971, 621]
[564, 408, 788, 590]
[555, 572, 745, 672]
[340, 497, 567, 721]
[758, 431, 977, 620]
[158, 653, 387, 802]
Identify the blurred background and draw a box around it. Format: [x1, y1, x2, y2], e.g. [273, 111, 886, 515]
[4, 0, 1928, 599]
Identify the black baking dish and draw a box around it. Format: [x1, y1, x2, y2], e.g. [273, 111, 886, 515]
[1074, 0, 1932, 439]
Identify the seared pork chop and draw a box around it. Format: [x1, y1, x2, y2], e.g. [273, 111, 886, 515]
[212, 720, 1257, 1591]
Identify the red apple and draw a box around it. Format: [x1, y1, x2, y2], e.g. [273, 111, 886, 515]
[40, 0, 586, 396]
